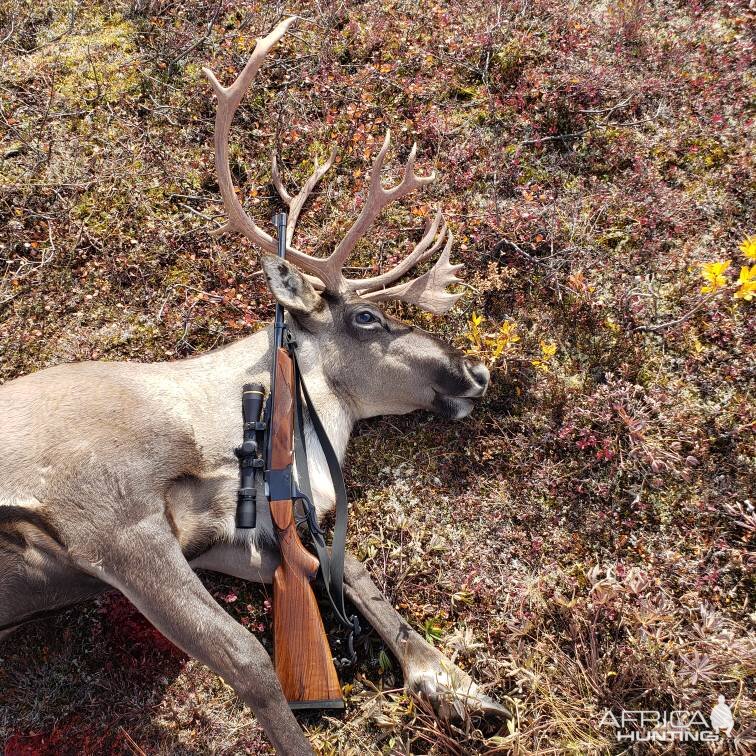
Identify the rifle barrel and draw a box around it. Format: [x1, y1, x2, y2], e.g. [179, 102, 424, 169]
[272, 212, 288, 352]
[268, 211, 288, 469]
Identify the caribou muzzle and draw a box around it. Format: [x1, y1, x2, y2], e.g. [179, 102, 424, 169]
[431, 356, 490, 419]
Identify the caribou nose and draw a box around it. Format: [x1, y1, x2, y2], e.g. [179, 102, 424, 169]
[464, 358, 490, 394]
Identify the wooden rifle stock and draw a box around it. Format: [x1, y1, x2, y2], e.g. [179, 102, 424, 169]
[268, 346, 343, 709]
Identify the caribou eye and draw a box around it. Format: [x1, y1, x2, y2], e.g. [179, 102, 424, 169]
[355, 311, 377, 325]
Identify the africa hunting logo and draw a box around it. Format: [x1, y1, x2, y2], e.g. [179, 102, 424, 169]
[599, 694, 735, 743]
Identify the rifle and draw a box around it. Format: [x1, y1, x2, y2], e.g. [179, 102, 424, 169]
[266, 211, 343, 709]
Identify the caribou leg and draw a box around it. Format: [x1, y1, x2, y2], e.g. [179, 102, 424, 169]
[82, 519, 313, 756]
[343, 553, 509, 721]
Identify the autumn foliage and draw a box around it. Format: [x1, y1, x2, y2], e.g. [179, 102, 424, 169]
[1, 0, 753, 753]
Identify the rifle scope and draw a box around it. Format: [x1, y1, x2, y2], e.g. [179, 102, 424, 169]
[236, 382, 265, 529]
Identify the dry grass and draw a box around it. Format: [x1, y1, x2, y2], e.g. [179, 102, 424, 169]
[1, 0, 754, 753]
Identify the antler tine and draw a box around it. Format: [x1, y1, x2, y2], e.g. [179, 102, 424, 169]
[360, 231, 464, 315]
[328, 130, 436, 277]
[271, 146, 338, 247]
[348, 207, 447, 294]
[202, 17, 343, 284]
[202, 17, 298, 252]
[270, 153, 293, 206]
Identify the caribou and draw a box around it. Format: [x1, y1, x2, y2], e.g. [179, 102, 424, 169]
[0, 17, 506, 754]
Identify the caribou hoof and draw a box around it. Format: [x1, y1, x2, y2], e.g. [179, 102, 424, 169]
[405, 652, 511, 721]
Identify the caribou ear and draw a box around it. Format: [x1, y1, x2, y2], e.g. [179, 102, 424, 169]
[261, 256, 323, 317]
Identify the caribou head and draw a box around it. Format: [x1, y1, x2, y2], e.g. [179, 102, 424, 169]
[203, 17, 489, 421]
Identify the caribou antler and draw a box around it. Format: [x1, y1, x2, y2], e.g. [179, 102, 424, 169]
[361, 232, 464, 314]
[271, 146, 337, 248]
[203, 17, 464, 314]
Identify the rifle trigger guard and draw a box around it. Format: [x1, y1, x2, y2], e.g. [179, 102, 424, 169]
[338, 616, 361, 667]
[294, 493, 324, 538]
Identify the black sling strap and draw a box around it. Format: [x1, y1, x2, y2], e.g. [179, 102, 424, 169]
[287, 336, 360, 663]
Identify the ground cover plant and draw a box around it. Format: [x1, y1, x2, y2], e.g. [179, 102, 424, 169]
[0, 0, 754, 753]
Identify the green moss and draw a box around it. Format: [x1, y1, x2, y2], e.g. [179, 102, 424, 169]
[448, 83, 479, 101]
[72, 185, 147, 231]
[13, 11, 141, 106]
[494, 39, 526, 82]
[680, 136, 731, 174]
[163, 263, 196, 287]
[596, 228, 631, 252]
[518, 164, 552, 185]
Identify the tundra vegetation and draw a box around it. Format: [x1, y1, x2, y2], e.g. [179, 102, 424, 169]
[0, 0, 754, 753]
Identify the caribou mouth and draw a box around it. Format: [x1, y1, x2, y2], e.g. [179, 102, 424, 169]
[431, 390, 477, 419]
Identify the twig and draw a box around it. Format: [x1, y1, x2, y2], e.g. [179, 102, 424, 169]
[177, 202, 223, 223]
[0, 21, 14, 46]
[85, 44, 102, 100]
[494, 237, 542, 267]
[117, 727, 146, 756]
[170, 193, 221, 203]
[520, 128, 591, 146]
[157, 284, 222, 321]
[521, 103, 662, 147]
[45, 220, 56, 263]
[576, 96, 632, 115]
[168, 0, 223, 69]
[633, 291, 720, 333]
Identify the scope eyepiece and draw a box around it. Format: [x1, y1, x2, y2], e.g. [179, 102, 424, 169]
[236, 489, 256, 529]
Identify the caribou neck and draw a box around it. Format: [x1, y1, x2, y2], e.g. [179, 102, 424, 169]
[279, 321, 356, 517]
[173, 324, 355, 516]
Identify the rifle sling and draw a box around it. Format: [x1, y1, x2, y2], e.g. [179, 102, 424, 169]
[288, 338, 360, 663]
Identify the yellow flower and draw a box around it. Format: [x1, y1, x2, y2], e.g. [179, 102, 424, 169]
[734, 265, 756, 302]
[499, 320, 520, 343]
[540, 340, 557, 358]
[465, 314, 520, 363]
[465, 312, 484, 346]
[490, 321, 520, 359]
[465, 312, 520, 365]
[532, 340, 557, 372]
[699, 260, 731, 293]
[738, 235, 756, 261]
